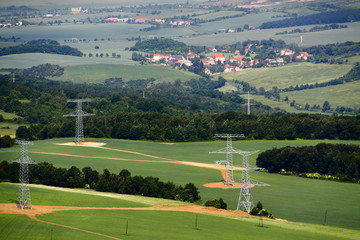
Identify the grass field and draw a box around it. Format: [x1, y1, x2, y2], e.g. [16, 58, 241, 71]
[1, 138, 360, 230]
[181, 22, 360, 47]
[1, 183, 359, 240]
[219, 62, 352, 90]
[49, 64, 199, 83]
[281, 81, 360, 109]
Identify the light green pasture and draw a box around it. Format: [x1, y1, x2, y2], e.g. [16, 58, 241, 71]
[281, 81, 360, 109]
[1, 138, 360, 230]
[49, 64, 199, 83]
[40, 210, 359, 240]
[220, 62, 352, 90]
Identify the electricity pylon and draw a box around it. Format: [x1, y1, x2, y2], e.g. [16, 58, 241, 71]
[13, 140, 36, 209]
[236, 151, 269, 213]
[209, 134, 244, 184]
[242, 91, 254, 115]
[64, 99, 94, 144]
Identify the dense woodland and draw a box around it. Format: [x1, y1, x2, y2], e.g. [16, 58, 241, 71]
[257, 143, 360, 182]
[0, 161, 201, 202]
[0, 72, 359, 142]
[0, 39, 83, 56]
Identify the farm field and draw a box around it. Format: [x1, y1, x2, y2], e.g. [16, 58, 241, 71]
[1, 183, 359, 240]
[280, 81, 360, 110]
[219, 62, 352, 90]
[1, 138, 360, 230]
[181, 22, 360, 47]
[0, 53, 137, 69]
[49, 64, 199, 83]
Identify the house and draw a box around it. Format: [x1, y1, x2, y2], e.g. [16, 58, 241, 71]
[223, 64, 241, 73]
[296, 52, 313, 61]
[214, 54, 226, 63]
[201, 56, 216, 66]
[229, 55, 246, 63]
[280, 48, 295, 56]
[135, 18, 147, 23]
[71, 7, 82, 14]
[204, 68, 212, 75]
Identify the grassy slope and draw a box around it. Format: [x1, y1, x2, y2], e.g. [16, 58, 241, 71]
[49, 64, 199, 83]
[281, 81, 360, 109]
[1, 138, 360, 230]
[219, 63, 352, 90]
[1, 183, 358, 240]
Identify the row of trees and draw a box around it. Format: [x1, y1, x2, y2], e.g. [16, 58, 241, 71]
[256, 143, 360, 182]
[0, 161, 201, 203]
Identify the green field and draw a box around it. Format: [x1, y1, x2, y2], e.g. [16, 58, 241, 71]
[219, 62, 353, 90]
[49, 64, 199, 83]
[1, 138, 360, 230]
[1, 183, 359, 240]
[182, 22, 360, 47]
[281, 81, 360, 109]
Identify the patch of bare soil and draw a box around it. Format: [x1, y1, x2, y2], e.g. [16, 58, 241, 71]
[55, 142, 107, 147]
[203, 182, 251, 189]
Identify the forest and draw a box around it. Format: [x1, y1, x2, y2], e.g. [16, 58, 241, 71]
[0, 161, 201, 203]
[0, 39, 83, 56]
[256, 143, 360, 182]
[1, 71, 360, 143]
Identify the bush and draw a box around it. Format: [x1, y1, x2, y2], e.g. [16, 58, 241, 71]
[204, 198, 227, 209]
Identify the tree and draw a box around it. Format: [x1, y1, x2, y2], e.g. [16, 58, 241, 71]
[322, 101, 331, 112]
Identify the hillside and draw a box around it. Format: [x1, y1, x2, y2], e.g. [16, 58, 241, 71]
[1, 182, 359, 240]
[1, 138, 360, 231]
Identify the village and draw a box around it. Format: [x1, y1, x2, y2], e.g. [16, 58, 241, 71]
[144, 47, 313, 75]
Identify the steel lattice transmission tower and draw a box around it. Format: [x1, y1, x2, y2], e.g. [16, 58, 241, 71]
[209, 134, 244, 184]
[236, 150, 269, 213]
[242, 91, 254, 115]
[64, 99, 94, 144]
[13, 140, 36, 209]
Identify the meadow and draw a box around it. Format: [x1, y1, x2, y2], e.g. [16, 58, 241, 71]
[1, 138, 360, 230]
[280, 81, 360, 109]
[219, 62, 352, 90]
[49, 63, 199, 83]
[1, 183, 359, 240]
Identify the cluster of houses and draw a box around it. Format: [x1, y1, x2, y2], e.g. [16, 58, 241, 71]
[0, 21, 23, 28]
[104, 17, 192, 26]
[145, 48, 313, 75]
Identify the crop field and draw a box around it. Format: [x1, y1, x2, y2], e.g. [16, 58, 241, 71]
[1, 138, 360, 231]
[194, 10, 246, 21]
[1, 183, 359, 240]
[280, 81, 360, 109]
[220, 62, 352, 90]
[0, 53, 137, 69]
[182, 22, 360, 47]
[49, 63, 199, 83]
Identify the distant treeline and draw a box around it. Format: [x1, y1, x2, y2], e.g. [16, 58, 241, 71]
[275, 24, 348, 35]
[0, 39, 83, 56]
[260, 9, 360, 29]
[15, 111, 360, 142]
[257, 143, 360, 183]
[0, 161, 201, 203]
[129, 38, 206, 54]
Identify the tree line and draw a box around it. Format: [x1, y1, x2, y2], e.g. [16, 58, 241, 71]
[256, 143, 360, 183]
[0, 161, 201, 203]
[0, 39, 83, 56]
[15, 111, 360, 142]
